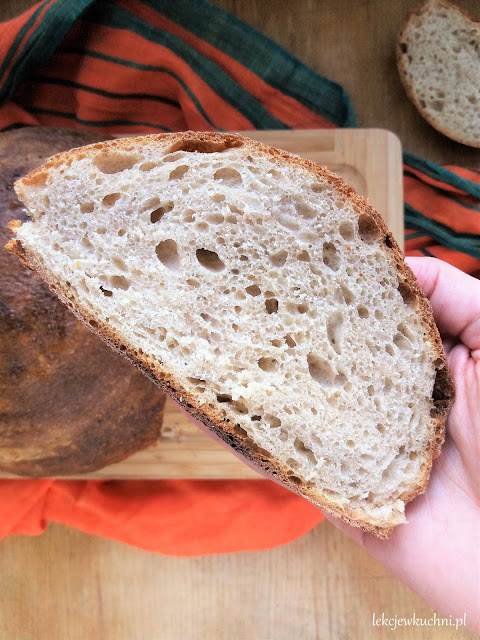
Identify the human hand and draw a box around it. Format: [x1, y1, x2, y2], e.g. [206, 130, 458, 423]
[180, 256, 480, 632]
[324, 257, 480, 633]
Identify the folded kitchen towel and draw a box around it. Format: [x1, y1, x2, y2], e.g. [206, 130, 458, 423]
[0, 0, 478, 555]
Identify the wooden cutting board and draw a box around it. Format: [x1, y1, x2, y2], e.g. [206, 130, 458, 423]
[2, 128, 403, 480]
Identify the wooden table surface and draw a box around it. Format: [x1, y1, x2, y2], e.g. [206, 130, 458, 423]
[1, 1, 479, 639]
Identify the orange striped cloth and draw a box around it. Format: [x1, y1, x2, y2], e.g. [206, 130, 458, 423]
[403, 154, 480, 276]
[0, 0, 478, 555]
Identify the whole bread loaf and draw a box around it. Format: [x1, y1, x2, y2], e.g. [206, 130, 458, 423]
[8, 132, 454, 537]
[0, 127, 165, 476]
[397, 0, 480, 147]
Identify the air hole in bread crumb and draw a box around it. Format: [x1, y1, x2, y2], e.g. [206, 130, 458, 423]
[182, 209, 195, 223]
[294, 332, 306, 345]
[93, 152, 140, 174]
[265, 298, 278, 314]
[339, 220, 354, 240]
[322, 242, 340, 271]
[102, 192, 121, 207]
[166, 138, 243, 154]
[286, 457, 299, 470]
[297, 250, 310, 262]
[268, 168, 282, 178]
[258, 357, 278, 372]
[327, 312, 343, 354]
[231, 401, 248, 415]
[151, 202, 174, 223]
[167, 338, 178, 349]
[251, 415, 262, 421]
[169, 165, 190, 180]
[397, 281, 417, 307]
[141, 197, 160, 213]
[358, 213, 381, 243]
[117, 228, 126, 237]
[213, 167, 242, 185]
[397, 322, 415, 342]
[200, 312, 219, 327]
[100, 286, 113, 297]
[393, 333, 411, 350]
[338, 284, 354, 305]
[80, 202, 94, 213]
[156, 240, 181, 271]
[186, 278, 200, 288]
[109, 275, 130, 290]
[384, 234, 394, 248]
[269, 249, 287, 267]
[196, 248, 225, 271]
[162, 152, 186, 164]
[294, 438, 317, 465]
[245, 285, 261, 296]
[295, 198, 316, 220]
[206, 212, 224, 224]
[307, 354, 336, 385]
[112, 257, 127, 271]
[299, 231, 317, 243]
[285, 334, 296, 348]
[139, 161, 157, 172]
[277, 213, 299, 231]
[357, 305, 369, 318]
[297, 303, 309, 314]
[265, 414, 281, 428]
[430, 100, 444, 112]
[216, 393, 232, 403]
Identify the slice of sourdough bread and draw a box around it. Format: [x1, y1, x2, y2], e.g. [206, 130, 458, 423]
[397, 0, 480, 147]
[7, 132, 454, 538]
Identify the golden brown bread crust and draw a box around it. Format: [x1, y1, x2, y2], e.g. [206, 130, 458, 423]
[396, 0, 480, 148]
[9, 131, 454, 536]
[0, 126, 166, 476]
